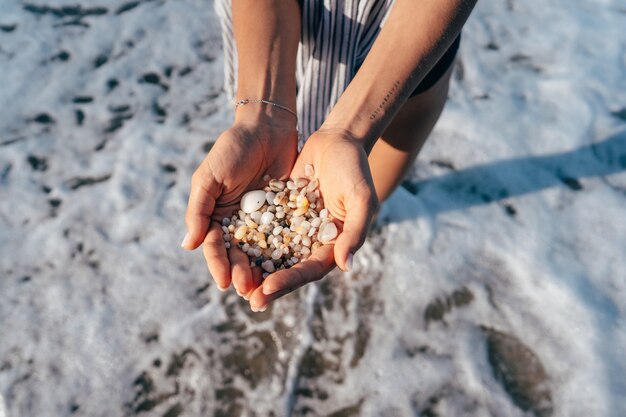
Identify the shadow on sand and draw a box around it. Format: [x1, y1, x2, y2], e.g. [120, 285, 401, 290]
[389, 129, 626, 221]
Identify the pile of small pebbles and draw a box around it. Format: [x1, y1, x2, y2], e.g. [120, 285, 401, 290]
[221, 164, 337, 277]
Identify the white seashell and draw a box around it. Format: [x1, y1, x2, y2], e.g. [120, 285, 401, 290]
[265, 191, 276, 205]
[292, 206, 307, 216]
[286, 180, 297, 190]
[241, 190, 266, 213]
[273, 191, 286, 206]
[317, 222, 337, 243]
[260, 211, 275, 225]
[295, 178, 308, 189]
[269, 179, 286, 192]
[319, 208, 328, 219]
[272, 226, 283, 236]
[306, 178, 319, 192]
[310, 217, 322, 228]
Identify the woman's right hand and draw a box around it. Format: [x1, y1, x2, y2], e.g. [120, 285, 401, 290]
[182, 116, 298, 298]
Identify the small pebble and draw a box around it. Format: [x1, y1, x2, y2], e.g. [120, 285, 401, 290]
[317, 222, 338, 243]
[241, 190, 266, 213]
[221, 169, 338, 280]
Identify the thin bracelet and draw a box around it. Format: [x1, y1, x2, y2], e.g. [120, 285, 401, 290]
[235, 99, 298, 120]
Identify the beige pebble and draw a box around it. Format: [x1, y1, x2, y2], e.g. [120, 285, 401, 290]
[234, 225, 248, 240]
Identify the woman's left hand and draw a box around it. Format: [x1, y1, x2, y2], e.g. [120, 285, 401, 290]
[247, 129, 379, 311]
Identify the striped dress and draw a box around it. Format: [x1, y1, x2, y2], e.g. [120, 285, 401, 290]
[215, 0, 395, 144]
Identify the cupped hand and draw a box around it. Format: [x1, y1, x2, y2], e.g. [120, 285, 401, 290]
[247, 129, 379, 311]
[183, 119, 298, 297]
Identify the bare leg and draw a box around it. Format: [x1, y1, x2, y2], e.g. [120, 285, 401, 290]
[368, 65, 453, 202]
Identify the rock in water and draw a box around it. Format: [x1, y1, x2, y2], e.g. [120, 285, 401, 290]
[483, 327, 554, 417]
[240, 190, 266, 213]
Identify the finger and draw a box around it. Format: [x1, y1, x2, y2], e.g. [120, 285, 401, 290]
[229, 245, 253, 297]
[183, 170, 219, 250]
[333, 187, 378, 272]
[202, 221, 231, 290]
[243, 267, 264, 300]
[248, 244, 335, 311]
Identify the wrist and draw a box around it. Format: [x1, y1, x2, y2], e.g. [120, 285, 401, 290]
[317, 121, 377, 154]
[234, 102, 298, 131]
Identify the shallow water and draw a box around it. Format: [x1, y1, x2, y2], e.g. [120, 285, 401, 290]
[1, 0, 625, 416]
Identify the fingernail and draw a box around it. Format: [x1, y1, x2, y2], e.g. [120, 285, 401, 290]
[217, 284, 228, 292]
[345, 253, 354, 272]
[243, 295, 249, 301]
[180, 232, 190, 248]
[262, 286, 277, 296]
[258, 305, 267, 312]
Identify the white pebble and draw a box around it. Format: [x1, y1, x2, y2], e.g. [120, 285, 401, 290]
[260, 211, 275, 225]
[304, 164, 314, 177]
[262, 260, 275, 273]
[319, 208, 329, 219]
[317, 222, 338, 243]
[273, 226, 283, 236]
[265, 191, 276, 205]
[271, 249, 283, 260]
[250, 211, 263, 224]
[240, 190, 266, 213]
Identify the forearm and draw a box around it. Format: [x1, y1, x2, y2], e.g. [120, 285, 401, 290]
[321, 0, 476, 151]
[232, 0, 300, 125]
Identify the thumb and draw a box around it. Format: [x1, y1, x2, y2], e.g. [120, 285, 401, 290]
[333, 187, 378, 271]
[183, 171, 219, 250]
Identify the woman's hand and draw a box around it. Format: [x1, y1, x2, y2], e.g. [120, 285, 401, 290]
[247, 129, 378, 311]
[182, 118, 298, 297]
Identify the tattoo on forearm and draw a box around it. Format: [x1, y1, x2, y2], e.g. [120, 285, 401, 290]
[369, 80, 401, 120]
